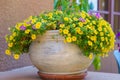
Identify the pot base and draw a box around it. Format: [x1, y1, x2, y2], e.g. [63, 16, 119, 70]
[38, 71, 87, 80]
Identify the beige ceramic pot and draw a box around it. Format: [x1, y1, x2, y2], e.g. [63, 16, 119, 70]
[29, 30, 93, 74]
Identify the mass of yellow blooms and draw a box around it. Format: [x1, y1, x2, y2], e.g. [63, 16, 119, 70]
[5, 10, 115, 62]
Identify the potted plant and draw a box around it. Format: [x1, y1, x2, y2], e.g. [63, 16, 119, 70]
[5, 0, 115, 80]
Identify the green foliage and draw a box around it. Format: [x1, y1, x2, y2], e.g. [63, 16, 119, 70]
[93, 55, 101, 70]
[54, 0, 89, 14]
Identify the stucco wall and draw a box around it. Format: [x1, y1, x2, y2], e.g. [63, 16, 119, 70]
[0, 0, 53, 71]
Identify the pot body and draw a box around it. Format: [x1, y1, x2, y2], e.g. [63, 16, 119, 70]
[29, 30, 93, 74]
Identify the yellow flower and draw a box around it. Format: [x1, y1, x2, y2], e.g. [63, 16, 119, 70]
[86, 19, 90, 23]
[63, 29, 69, 34]
[10, 36, 14, 40]
[105, 37, 108, 42]
[100, 32, 104, 36]
[48, 13, 53, 17]
[101, 37, 105, 41]
[15, 23, 22, 30]
[72, 24, 76, 27]
[81, 13, 86, 18]
[90, 26, 95, 30]
[102, 48, 108, 53]
[98, 27, 102, 31]
[100, 43, 103, 47]
[48, 15, 52, 19]
[35, 22, 41, 29]
[86, 25, 90, 29]
[31, 34, 36, 40]
[18, 23, 23, 26]
[66, 37, 72, 43]
[60, 24, 65, 28]
[88, 41, 92, 46]
[101, 20, 106, 25]
[25, 29, 30, 34]
[13, 54, 20, 60]
[72, 36, 77, 41]
[78, 22, 83, 27]
[89, 53, 93, 60]
[92, 21, 96, 24]
[5, 49, 11, 56]
[64, 17, 69, 21]
[73, 17, 78, 21]
[8, 43, 13, 47]
[75, 27, 83, 34]
[59, 29, 62, 33]
[78, 31, 83, 34]
[68, 33, 71, 37]
[48, 13, 53, 18]
[94, 30, 98, 35]
[87, 36, 90, 38]
[107, 34, 110, 36]
[23, 23, 29, 27]
[76, 27, 80, 33]
[12, 32, 17, 37]
[90, 36, 96, 42]
[31, 19, 37, 24]
[104, 28, 107, 32]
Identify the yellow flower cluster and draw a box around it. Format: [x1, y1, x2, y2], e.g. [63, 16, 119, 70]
[31, 34, 36, 40]
[5, 15, 41, 59]
[59, 11, 115, 59]
[35, 22, 41, 29]
[64, 17, 69, 21]
[5, 10, 115, 62]
[5, 49, 20, 60]
[5, 10, 64, 60]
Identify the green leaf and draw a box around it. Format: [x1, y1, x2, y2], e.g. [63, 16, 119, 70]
[93, 55, 101, 70]
[54, 0, 63, 10]
[54, 0, 90, 13]
[54, 0, 59, 10]
[71, 1, 79, 12]
[61, 0, 69, 11]
[79, 0, 89, 12]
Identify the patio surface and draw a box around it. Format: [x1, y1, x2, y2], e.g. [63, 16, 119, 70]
[0, 66, 120, 80]
[0, 66, 40, 80]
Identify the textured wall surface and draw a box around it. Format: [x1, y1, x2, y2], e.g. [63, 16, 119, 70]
[0, 0, 53, 71]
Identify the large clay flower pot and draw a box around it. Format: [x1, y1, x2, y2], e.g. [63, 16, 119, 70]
[29, 30, 93, 80]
